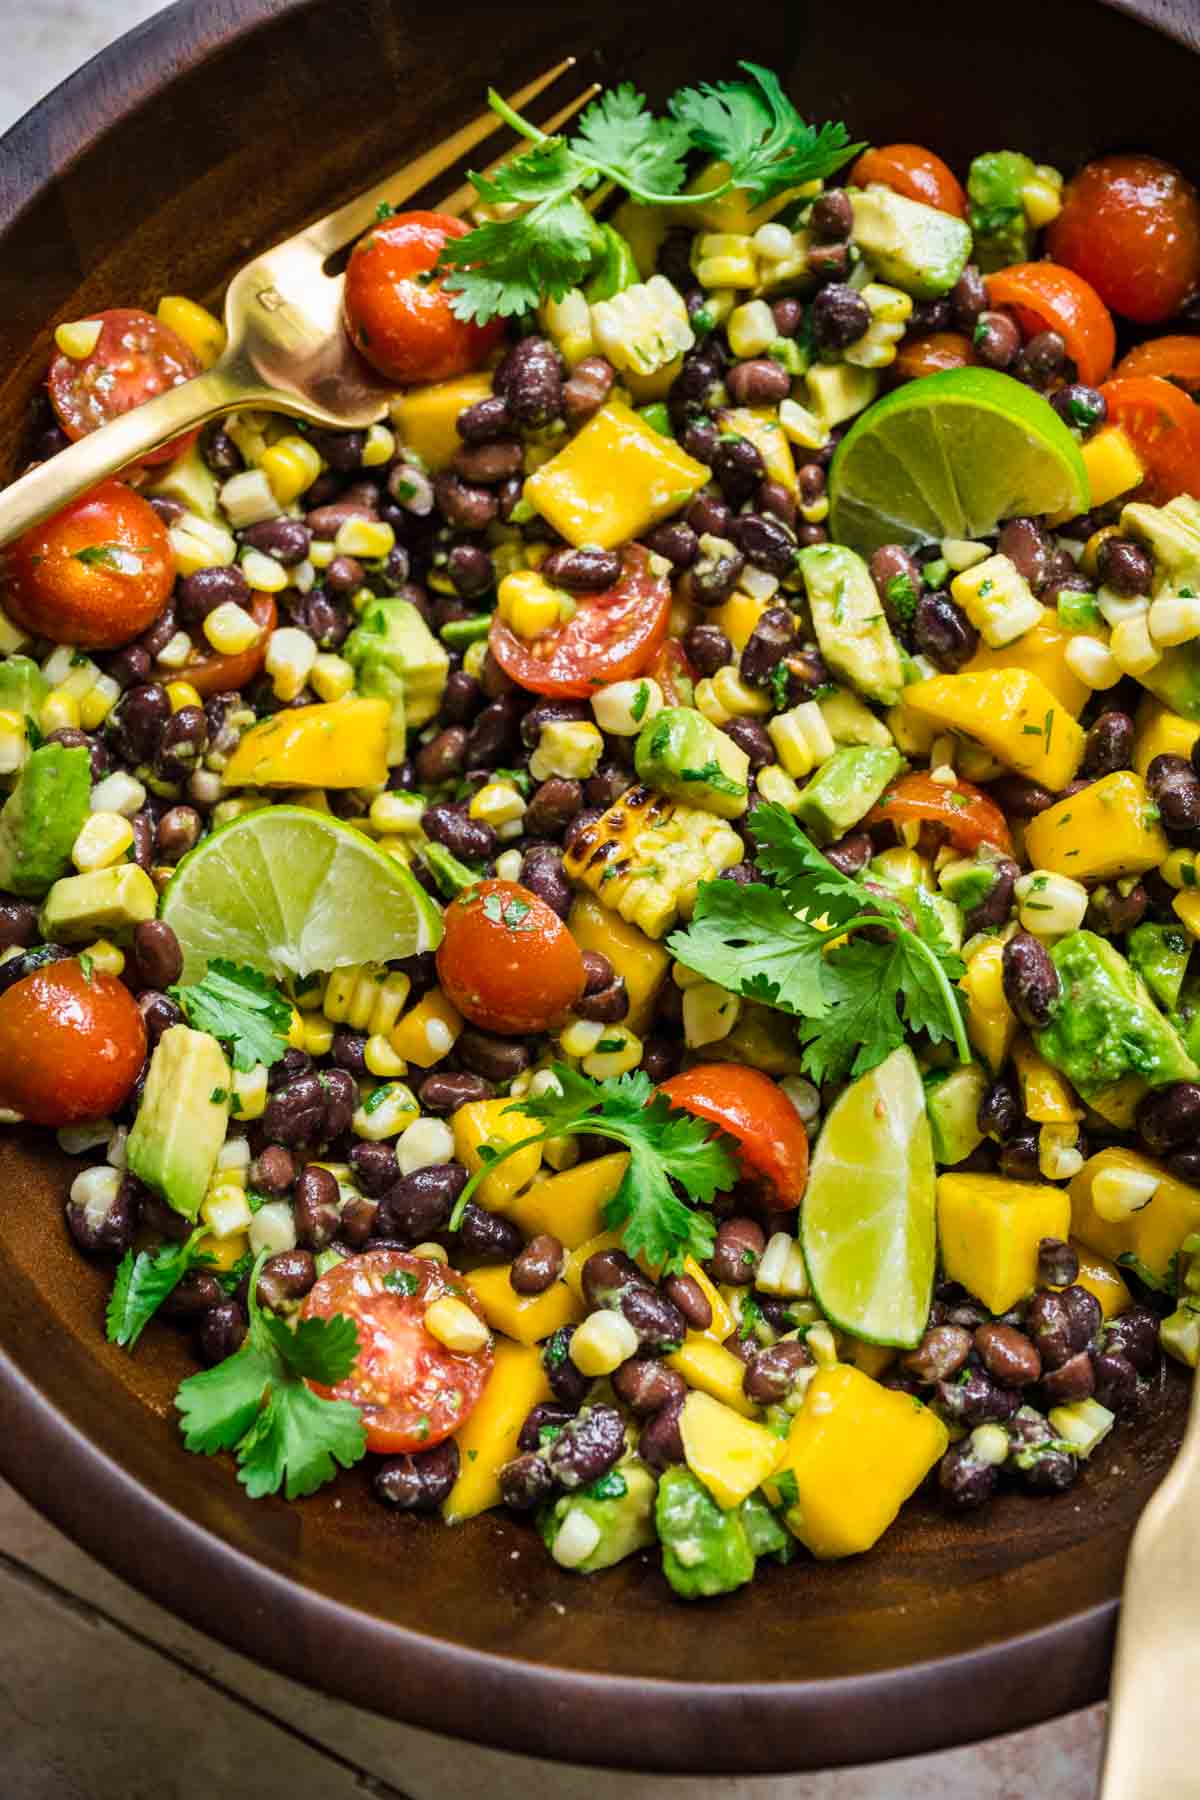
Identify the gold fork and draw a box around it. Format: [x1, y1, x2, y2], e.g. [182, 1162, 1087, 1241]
[0, 60, 597, 548]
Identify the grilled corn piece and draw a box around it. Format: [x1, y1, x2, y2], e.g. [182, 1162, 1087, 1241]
[563, 784, 744, 938]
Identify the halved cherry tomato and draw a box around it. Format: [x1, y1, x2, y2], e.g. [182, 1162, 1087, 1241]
[864, 772, 1013, 855]
[48, 307, 201, 465]
[343, 210, 506, 386]
[660, 1065, 809, 1208]
[302, 1250, 492, 1455]
[891, 332, 976, 385]
[1098, 375, 1200, 505]
[647, 638, 696, 708]
[1115, 335, 1200, 395]
[1048, 154, 1200, 327]
[437, 879, 586, 1036]
[0, 957, 146, 1125]
[489, 544, 672, 698]
[1, 479, 174, 650]
[850, 144, 967, 219]
[984, 263, 1115, 389]
[183, 592, 277, 697]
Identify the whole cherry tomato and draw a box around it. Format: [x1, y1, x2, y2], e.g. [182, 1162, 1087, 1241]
[984, 263, 1115, 389]
[303, 1249, 492, 1455]
[436, 880, 586, 1035]
[182, 593, 276, 697]
[864, 772, 1013, 855]
[891, 332, 976, 385]
[1115, 335, 1200, 395]
[1098, 376, 1200, 505]
[850, 144, 967, 219]
[489, 544, 672, 698]
[48, 307, 201, 465]
[659, 1065, 809, 1208]
[343, 210, 506, 386]
[0, 957, 147, 1125]
[1, 479, 174, 650]
[1048, 154, 1200, 326]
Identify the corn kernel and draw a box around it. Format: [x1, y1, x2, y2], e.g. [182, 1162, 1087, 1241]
[1022, 177, 1063, 229]
[591, 677, 664, 737]
[310, 653, 356, 702]
[971, 1423, 1012, 1466]
[368, 791, 423, 836]
[1015, 869, 1089, 937]
[286, 1006, 306, 1049]
[352, 1081, 420, 1141]
[495, 848, 523, 882]
[951, 554, 1042, 648]
[411, 1241, 449, 1265]
[162, 680, 202, 715]
[769, 700, 836, 778]
[757, 1230, 811, 1296]
[469, 781, 527, 830]
[71, 811, 134, 873]
[335, 518, 395, 560]
[497, 569, 562, 640]
[727, 298, 778, 359]
[215, 1135, 251, 1179]
[694, 232, 758, 289]
[424, 1294, 491, 1355]
[529, 718, 604, 781]
[1038, 1123, 1084, 1182]
[202, 1183, 253, 1238]
[1092, 1164, 1163, 1224]
[78, 674, 121, 730]
[1110, 613, 1161, 677]
[309, 539, 335, 569]
[249, 1199, 298, 1257]
[204, 602, 263, 656]
[240, 548, 290, 594]
[581, 1024, 644, 1078]
[300, 1015, 334, 1057]
[463, 638, 489, 680]
[1149, 593, 1200, 647]
[361, 424, 395, 467]
[264, 627, 317, 702]
[153, 631, 194, 671]
[569, 1309, 640, 1376]
[54, 317, 104, 359]
[168, 513, 237, 577]
[682, 982, 741, 1049]
[694, 677, 732, 726]
[1097, 585, 1149, 628]
[540, 288, 596, 366]
[551, 1508, 604, 1568]
[219, 469, 281, 529]
[590, 275, 695, 377]
[752, 222, 795, 261]
[231, 1064, 268, 1122]
[560, 1017, 605, 1058]
[711, 665, 771, 717]
[40, 689, 81, 734]
[369, 972, 412, 1038]
[260, 436, 323, 506]
[778, 397, 831, 451]
[157, 295, 226, 366]
[0, 710, 27, 775]
[81, 938, 125, 977]
[755, 763, 803, 811]
[357, 1034, 403, 1080]
[1064, 634, 1122, 690]
[397, 1115, 455, 1174]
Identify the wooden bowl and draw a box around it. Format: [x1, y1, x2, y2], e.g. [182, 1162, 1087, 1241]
[0, 0, 1197, 1773]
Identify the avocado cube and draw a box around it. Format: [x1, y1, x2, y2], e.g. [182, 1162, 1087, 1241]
[344, 597, 450, 752]
[655, 1465, 756, 1599]
[797, 544, 905, 707]
[0, 743, 91, 898]
[144, 442, 220, 522]
[1122, 496, 1200, 575]
[126, 1025, 231, 1220]
[1035, 929, 1198, 1104]
[0, 655, 49, 723]
[1128, 922, 1192, 1012]
[965, 151, 1036, 272]
[634, 706, 750, 819]
[40, 864, 158, 942]
[924, 1062, 988, 1166]
[849, 183, 973, 297]
[541, 1463, 658, 1574]
[794, 745, 902, 844]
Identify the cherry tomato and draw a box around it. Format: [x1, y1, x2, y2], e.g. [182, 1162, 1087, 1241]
[302, 1250, 492, 1455]
[1047, 154, 1200, 327]
[984, 263, 1116, 389]
[850, 144, 967, 219]
[647, 638, 696, 708]
[864, 772, 1013, 855]
[48, 307, 201, 465]
[891, 332, 976, 385]
[489, 544, 672, 698]
[343, 210, 505, 386]
[1115, 335, 1200, 395]
[182, 593, 277, 697]
[1, 479, 174, 650]
[1098, 376, 1200, 506]
[659, 1065, 809, 1209]
[0, 958, 146, 1125]
[436, 879, 585, 1036]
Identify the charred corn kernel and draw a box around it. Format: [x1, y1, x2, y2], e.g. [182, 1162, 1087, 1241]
[40, 689, 81, 734]
[424, 1294, 490, 1354]
[529, 718, 604, 781]
[951, 555, 1042, 649]
[202, 1182, 253, 1238]
[1015, 869, 1088, 936]
[693, 232, 758, 289]
[0, 710, 27, 775]
[559, 1017, 605, 1059]
[496, 568, 562, 640]
[390, 988, 462, 1067]
[309, 652, 356, 703]
[592, 677, 664, 737]
[239, 548, 289, 595]
[727, 298, 778, 358]
[682, 982, 740, 1049]
[1174, 891, 1200, 938]
[397, 1115, 455, 1174]
[230, 1064, 268, 1122]
[334, 517, 395, 560]
[1110, 613, 1160, 677]
[564, 785, 744, 939]
[469, 781, 526, 831]
[352, 1080, 420, 1142]
[1063, 634, 1122, 690]
[778, 396, 831, 451]
[453, 1096, 543, 1210]
[711, 664, 771, 717]
[680, 1391, 783, 1510]
[54, 317, 103, 359]
[264, 627, 317, 702]
[260, 436, 323, 506]
[1038, 1122, 1085, 1182]
[768, 700, 836, 778]
[756, 1230, 810, 1297]
[591, 275, 694, 377]
[165, 680, 203, 714]
[1148, 593, 1200, 647]
[540, 288, 596, 365]
[156, 294, 225, 366]
[1092, 1162, 1161, 1223]
[204, 601, 263, 656]
[843, 282, 912, 369]
[219, 468, 281, 529]
[581, 1024, 643, 1078]
[368, 791, 423, 836]
[755, 763, 803, 812]
[71, 811, 134, 873]
[570, 1309, 640, 1376]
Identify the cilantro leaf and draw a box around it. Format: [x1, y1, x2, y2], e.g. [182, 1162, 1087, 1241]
[170, 958, 291, 1072]
[257, 1310, 360, 1385]
[236, 1379, 366, 1501]
[177, 1345, 275, 1454]
[667, 879, 830, 1020]
[669, 63, 863, 205]
[106, 1227, 213, 1350]
[749, 802, 883, 925]
[439, 192, 598, 323]
[571, 83, 691, 195]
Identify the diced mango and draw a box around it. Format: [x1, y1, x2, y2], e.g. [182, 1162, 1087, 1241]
[719, 407, 798, 497]
[221, 699, 389, 789]
[564, 1229, 624, 1299]
[687, 1261, 736, 1341]
[1024, 771, 1167, 881]
[959, 940, 1018, 1075]
[1070, 1146, 1200, 1282]
[762, 1367, 948, 1559]
[844, 1337, 897, 1379]
[464, 1265, 583, 1346]
[622, 359, 683, 404]
[711, 590, 770, 653]
[1079, 425, 1146, 511]
[442, 1341, 551, 1523]
[195, 1230, 249, 1273]
[679, 1390, 783, 1509]
[524, 401, 708, 549]
[567, 894, 669, 1034]
[452, 1097, 543, 1212]
[1085, 1073, 1147, 1131]
[1012, 1034, 1083, 1124]
[504, 1152, 628, 1249]
[962, 616, 1090, 715]
[678, 158, 811, 233]
[904, 669, 1084, 791]
[389, 988, 463, 1069]
[391, 372, 495, 473]
[1133, 695, 1200, 779]
[1066, 1240, 1132, 1320]
[937, 1172, 1072, 1314]
[667, 1332, 758, 1417]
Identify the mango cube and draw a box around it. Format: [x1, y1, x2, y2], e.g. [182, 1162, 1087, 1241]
[505, 1152, 629, 1250]
[667, 1332, 758, 1417]
[962, 615, 1090, 715]
[762, 1367, 948, 1559]
[524, 401, 708, 548]
[903, 669, 1084, 791]
[1023, 771, 1167, 881]
[221, 699, 389, 789]
[568, 895, 669, 1034]
[937, 1172, 1071, 1314]
[718, 407, 798, 497]
[442, 1341, 550, 1523]
[1070, 1146, 1200, 1283]
[464, 1265, 583, 1346]
[679, 1390, 783, 1509]
[391, 372, 494, 472]
[1133, 696, 1200, 779]
[451, 1097, 542, 1212]
[1011, 1035, 1083, 1124]
[1067, 1240, 1132, 1321]
[959, 940, 1018, 1075]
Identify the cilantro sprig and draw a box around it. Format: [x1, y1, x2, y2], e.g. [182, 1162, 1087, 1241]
[448, 1065, 738, 1273]
[170, 958, 292, 1073]
[667, 804, 970, 1086]
[438, 65, 862, 322]
[175, 1251, 366, 1500]
[106, 1226, 215, 1350]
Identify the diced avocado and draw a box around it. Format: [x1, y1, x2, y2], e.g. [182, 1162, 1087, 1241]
[144, 442, 220, 522]
[0, 744, 91, 898]
[738, 1489, 792, 1563]
[634, 706, 750, 819]
[966, 151, 1036, 272]
[1171, 971, 1200, 1065]
[344, 599, 450, 754]
[539, 1463, 657, 1573]
[418, 840, 478, 898]
[939, 850, 1005, 915]
[126, 1024, 231, 1219]
[795, 745, 902, 844]
[1139, 644, 1200, 722]
[40, 864, 158, 942]
[1129, 922, 1192, 1012]
[798, 543, 906, 707]
[1121, 496, 1200, 575]
[818, 688, 895, 749]
[805, 362, 879, 431]
[925, 1062, 988, 1166]
[0, 655, 49, 723]
[1035, 929, 1198, 1103]
[655, 1465, 755, 1599]
[849, 183, 973, 298]
[585, 224, 640, 301]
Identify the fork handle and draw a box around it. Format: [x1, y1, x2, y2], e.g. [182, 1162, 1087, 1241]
[0, 361, 265, 547]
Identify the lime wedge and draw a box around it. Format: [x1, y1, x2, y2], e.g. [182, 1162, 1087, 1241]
[161, 805, 443, 984]
[801, 1046, 936, 1348]
[828, 367, 1090, 557]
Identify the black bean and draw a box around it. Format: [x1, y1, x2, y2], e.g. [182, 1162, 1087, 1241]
[1147, 753, 1200, 833]
[939, 1444, 999, 1510]
[985, 774, 1059, 820]
[947, 263, 987, 332]
[514, 1403, 578, 1457]
[538, 1325, 588, 1406]
[524, 777, 581, 840]
[326, 1032, 366, 1079]
[726, 359, 791, 407]
[262, 1073, 327, 1145]
[681, 415, 720, 466]
[1097, 536, 1153, 597]
[638, 524, 696, 576]
[658, 1274, 710, 1334]
[288, 1164, 339, 1251]
[708, 1217, 765, 1286]
[1037, 1238, 1079, 1288]
[823, 832, 872, 878]
[811, 283, 871, 349]
[65, 1173, 137, 1256]
[338, 1194, 379, 1247]
[574, 970, 629, 1024]
[464, 696, 519, 767]
[439, 669, 481, 729]
[913, 590, 978, 670]
[198, 1301, 247, 1365]
[446, 543, 494, 600]
[159, 1268, 225, 1320]
[250, 1146, 295, 1194]
[687, 494, 732, 541]
[973, 310, 1021, 370]
[419, 1072, 495, 1117]
[934, 1368, 1018, 1427]
[581, 1249, 649, 1310]
[724, 718, 773, 772]
[374, 1164, 463, 1243]
[1040, 1349, 1095, 1404]
[639, 1035, 682, 1082]
[638, 1397, 686, 1471]
[458, 1200, 523, 1263]
[497, 1450, 556, 1511]
[739, 605, 797, 687]
[156, 805, 201, 864]
[670, 343, 726, 419]
[545, 1403, 625, 1489]
[975, 1322, 1042, 1387]
[1026, 1291, 1074, 1371]
[421, 803, 496, 862]
[433, 471, 498, 532]
[520, 844, 571, 919]
[1083, 710, 1135, 776]
[242, 518, 311, 567]
[414, 727, 469, 785]
[998, 1130, 1040, 1182]
[509, 1234, 565, 1296]
[455, 1029, 529, 1085]
[155, 706, 208, 784]
[978, 1075, 1023, 1145]
[455, 440, 525, 489]
[1023, 1448, 1079, 1492]
[1137, 1080, 1200, 1155]
[106, 683, 170, 764]
[618, 1283, 688, 1353]
[319, 1068, 357, 1140]
[996, 517, 1052, 592]
[730, 512, 798, 578]
[255, 1249, 317, 1311]
[176, 564, 251, 626]
[1002, 930, 1061, 1030]
[1087, 881, 1149, 936]
[1105, 1306, 1159, 1373]
[868, 544, 923, 628]
[494, 335, 563, 426]
[534, 546, 623, 597]
[135, 990, 180, 1049]
[345, 1142, 397, 1198]
[902, 1324, 973, 1384]
[743, 1338, 813, 1403]
[810, 189, 852, 240]
[203, 425, 242, 475]
[964, 860, 1018, 938]
[1091, 1349, 1138, 1411]
[712, 436, 765, 507]
[807, 241, 852, 283]
[457, 395, 512, 444]
[1018, 330, 1068, 388]
[583, 761, 634, 809]
[1050, 384, 1107, 433]
[268, 1048, 311, 1090]
[103, 644, 152, 691]
[1060, 1283, 1103, 1352]
[127, 920, 183, 993]
[306, 499, 377, 538]
[319, 554, 363, 600]
[375, 1440, 461, 1511]
[562, 355, 615, 428]
[612, 1357, 687, 1417]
